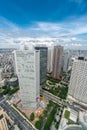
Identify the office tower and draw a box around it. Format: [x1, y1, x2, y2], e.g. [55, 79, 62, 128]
[14, 49, 40, 109]
[62, 50, 71, 72]
[68, 57, 87, 104]
[47, 47, 54, 73]
[52, 46, 63, 79]
[0, 68, 2, 81]
[34, 46, 48, 84]
[12, 52, 17, 75]
[0, 107, 8, 130]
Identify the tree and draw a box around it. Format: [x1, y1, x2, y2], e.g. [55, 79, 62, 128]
[43, 110, 48, 116]
[55, 123, 59, 129]
[30, 112, 35, 121]
[35, 121, 41, 129]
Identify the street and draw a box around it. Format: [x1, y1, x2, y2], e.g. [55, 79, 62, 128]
[0, 97, 33, 130]
[40, 89, 67, 106]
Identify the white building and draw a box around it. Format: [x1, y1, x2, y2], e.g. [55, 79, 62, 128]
[14, 49, 40, 109]
[47, 47, 54, 73]
[0, 68, 2, 81]
[79, 111, 87, 130]
[62, 50, 71, 72]
[68, 58, 87, 104]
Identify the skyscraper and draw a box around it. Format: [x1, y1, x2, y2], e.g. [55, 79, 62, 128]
[68, 57, 87, 104]
[34, 46, 48, 84]
[0, 107, 8, 130]
[62, 50, 71, 72]
[52, 46, 63, 79]
[47, 47, 54, 73]
[14, 49, 40, 109]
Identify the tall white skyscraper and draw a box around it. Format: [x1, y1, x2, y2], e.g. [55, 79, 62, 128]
[47, 47, 54, 73]
[14, 49, 40, 109]
[68, 57, 87, 104]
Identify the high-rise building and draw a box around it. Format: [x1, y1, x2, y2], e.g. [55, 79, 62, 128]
[0, 107, 8, 130]
[14, 49, 40, 109]
[68, 57, 87, 104]
[0, 68, 2, 81]
[52, 46, 63, 79]
[34, 46, 48, 84]
[62, 50, 71, 72]
[47, 47, 54, 73]
[12, 51, 17, 76]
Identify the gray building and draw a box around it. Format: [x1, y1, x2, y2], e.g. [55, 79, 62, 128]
[62, 50, 71, 72]
[34, 46, 48, 84]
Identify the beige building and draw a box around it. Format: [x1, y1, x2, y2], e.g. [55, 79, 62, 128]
[0, 107, 8, 130]
[52, 46, 63, 79]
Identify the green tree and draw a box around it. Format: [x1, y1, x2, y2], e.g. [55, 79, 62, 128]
[43, 110, 48, 115]
[35, 121, 41, 129]
[55, 122, 59, 129]
[30, 112, 35, 121]
[43, 106, 57, 130]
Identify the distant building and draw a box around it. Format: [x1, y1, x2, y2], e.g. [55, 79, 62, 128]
[62, 50, 71, 72]
[0, 107, 8, 130]
[52, 46, 63, 79]
[12, 52, 17, 75]
[4, 77, 18, 87]
[47, 47, 54, 73]
[68, 58, 87, 104]
[34, 46, 48, 84]
[14, 49, 40, 109]
[0, 68, 2, 81]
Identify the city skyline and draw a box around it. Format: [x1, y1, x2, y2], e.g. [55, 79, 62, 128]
[0, 0, 87, 49]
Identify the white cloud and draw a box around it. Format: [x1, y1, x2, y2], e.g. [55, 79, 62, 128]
[70, 0, 83, 4]
[0, 16, 87, 49]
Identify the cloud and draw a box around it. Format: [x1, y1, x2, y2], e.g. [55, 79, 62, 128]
[64, 43, 87, 50]
[0, 16, 87, 49]
[70, 0, 83, 4]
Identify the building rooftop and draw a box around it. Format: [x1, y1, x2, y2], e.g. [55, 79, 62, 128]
[10, 77, 17, 82]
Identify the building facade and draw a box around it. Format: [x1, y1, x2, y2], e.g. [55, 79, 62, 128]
[52, 46, 63, 79]
[79, 111, 87, 130]
[14, 49, 40, 109]
[0, 107, 8, 130]
[34, 46, 48, 84]
[62, 50, 71, 72]
[68, 58, 87, 104]
[47, 47, 54, 73]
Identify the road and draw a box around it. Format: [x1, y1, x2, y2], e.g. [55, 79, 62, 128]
[0, 97, 33, 130]
[72, 102, 87, 110]
[40, 89, 67, 106]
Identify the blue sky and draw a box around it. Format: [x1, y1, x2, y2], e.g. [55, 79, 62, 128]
[0, 0, 87, 49]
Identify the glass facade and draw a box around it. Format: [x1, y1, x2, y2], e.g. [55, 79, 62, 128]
[35, 47, 48, 84]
